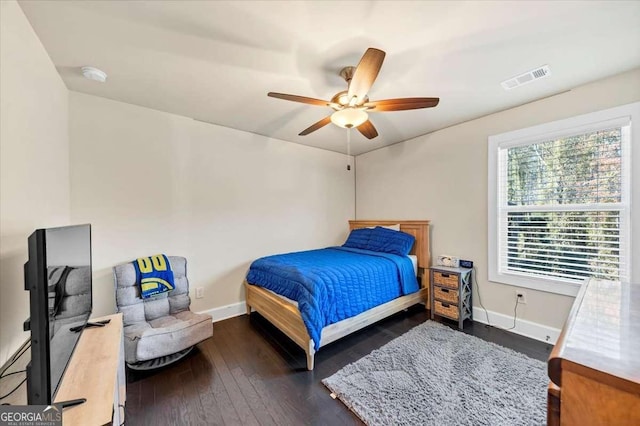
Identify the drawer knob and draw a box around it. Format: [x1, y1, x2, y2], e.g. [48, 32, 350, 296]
[441, 273, 450, 278]
[441, 288, 449, 293]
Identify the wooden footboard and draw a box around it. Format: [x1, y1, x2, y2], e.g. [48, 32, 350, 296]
[245, 281, 428, 370]
[245, 282, 316, 369]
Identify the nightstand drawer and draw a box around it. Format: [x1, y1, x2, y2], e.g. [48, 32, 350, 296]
[434, 286, 459, 304]
[433, 271, 459, 289]
[434, 300, 459, 320]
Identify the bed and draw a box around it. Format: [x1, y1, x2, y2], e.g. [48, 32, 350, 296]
[244, 220, 430, 370]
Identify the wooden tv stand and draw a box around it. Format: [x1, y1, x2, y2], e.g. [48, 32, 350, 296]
[0, 313, 126, 425]
[56, 313, 126, 425]
[547, 279, 640, 425]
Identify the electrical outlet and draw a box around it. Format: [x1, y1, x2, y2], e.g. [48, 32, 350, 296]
[196, 287, 204, 299]
[516, 291, 527, 304]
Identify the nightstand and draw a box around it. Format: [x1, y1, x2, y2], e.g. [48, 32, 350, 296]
[430, 266, 472, 329]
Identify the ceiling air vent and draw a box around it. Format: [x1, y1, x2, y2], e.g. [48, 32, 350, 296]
[501, 65, 551, 90]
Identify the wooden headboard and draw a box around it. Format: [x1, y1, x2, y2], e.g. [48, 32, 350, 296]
[348, 220, 431, 270]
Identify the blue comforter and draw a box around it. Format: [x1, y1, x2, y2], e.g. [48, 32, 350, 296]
[246, 247, 419, 350]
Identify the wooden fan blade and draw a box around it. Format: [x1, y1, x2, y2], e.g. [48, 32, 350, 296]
[347, 48, 386, 104]
[357, 120, 378, 139]
[365, 97, 439, 111]
[268, 92, 332, 107]
[299, 116, 332, 136]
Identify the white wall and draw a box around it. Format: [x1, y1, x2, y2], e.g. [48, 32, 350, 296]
[69, 92, 354, 318]
[355, 68, 640, 335]
[0, 1, 70, 365]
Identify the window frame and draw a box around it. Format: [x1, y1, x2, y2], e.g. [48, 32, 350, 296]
[488, 104, 636, 296]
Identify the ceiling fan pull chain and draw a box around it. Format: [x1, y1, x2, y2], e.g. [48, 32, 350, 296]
[346, 128, 352, 171]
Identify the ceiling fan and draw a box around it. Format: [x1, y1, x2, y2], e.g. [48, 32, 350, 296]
[267, 48, 439, 140]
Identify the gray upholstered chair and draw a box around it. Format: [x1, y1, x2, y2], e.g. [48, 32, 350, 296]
[113, 256, 212, 369]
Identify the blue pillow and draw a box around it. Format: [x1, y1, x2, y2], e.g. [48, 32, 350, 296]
[366, 226, 415, 256]
[342, 228, 373, 250]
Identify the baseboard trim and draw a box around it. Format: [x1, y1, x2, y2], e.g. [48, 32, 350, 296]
[472, 306, 560, 345]
[199, 301, 246, 322]
[199, 301, 560, 344]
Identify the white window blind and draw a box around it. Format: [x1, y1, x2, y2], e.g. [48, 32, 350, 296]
[497, 123, 630, 284]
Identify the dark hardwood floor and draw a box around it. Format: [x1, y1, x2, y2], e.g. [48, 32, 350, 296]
[125, 307, 552, 426]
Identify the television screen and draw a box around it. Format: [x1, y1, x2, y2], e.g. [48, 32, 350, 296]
[24, 224, 92, 404]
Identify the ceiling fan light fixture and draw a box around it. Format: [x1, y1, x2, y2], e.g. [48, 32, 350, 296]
[331, 108, 368, 129]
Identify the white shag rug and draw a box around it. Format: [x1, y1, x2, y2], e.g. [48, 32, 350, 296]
[322, 321, 547, 426]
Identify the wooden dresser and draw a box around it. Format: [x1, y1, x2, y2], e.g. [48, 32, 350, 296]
[548, 279, 640, 425]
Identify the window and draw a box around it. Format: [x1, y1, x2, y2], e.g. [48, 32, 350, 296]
[488, 104, 637, 296]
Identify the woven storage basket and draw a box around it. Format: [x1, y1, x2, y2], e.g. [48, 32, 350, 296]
[433, 271, 458, 289]
[434, 287, 459, 304]
[434, 300, 459, 319]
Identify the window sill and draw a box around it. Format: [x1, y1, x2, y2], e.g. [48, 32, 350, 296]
[488, 271, 582, 297]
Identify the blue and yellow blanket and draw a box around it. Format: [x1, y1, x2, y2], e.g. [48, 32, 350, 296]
[246, 247, 418, 350]
[133, 254, 175, 299]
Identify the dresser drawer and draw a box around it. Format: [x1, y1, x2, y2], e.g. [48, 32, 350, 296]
[433, 271, 459, 289]
[434, 300, 459, 320]
[434, 286, 459, 304]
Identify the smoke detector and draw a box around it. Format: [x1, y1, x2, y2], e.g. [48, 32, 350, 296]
[501, 65, 550, 90]
[81, 66, 107, 83]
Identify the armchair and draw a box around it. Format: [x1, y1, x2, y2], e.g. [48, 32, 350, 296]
[113, 256, 212, 369]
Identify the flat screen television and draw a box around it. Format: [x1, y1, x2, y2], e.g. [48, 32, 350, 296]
[23, 224, 92, 406]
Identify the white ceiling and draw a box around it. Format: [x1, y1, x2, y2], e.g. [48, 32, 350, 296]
[18, 1, 640, 155]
